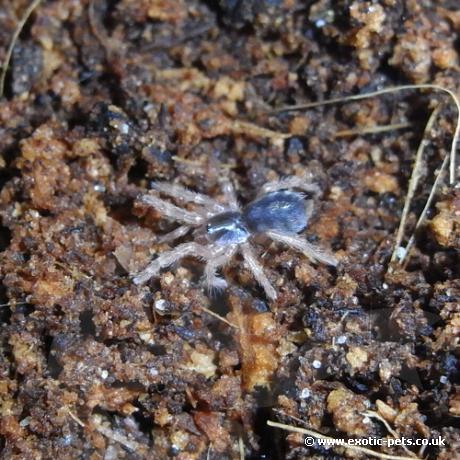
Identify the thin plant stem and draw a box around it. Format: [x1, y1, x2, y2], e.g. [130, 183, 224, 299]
[334, 122, 412, 138]
[267, 420, 421, 460]
[402, 152, 450, 268]
[0, 0, 43, 98]
[269, 84, 460, 185]
[389, 106, 440, 266]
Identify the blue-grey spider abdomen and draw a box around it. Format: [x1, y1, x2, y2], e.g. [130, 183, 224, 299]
[206, 211, 250, 245]
[243, 191, 308, 234]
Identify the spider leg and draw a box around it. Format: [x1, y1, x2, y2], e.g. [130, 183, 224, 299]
[139, 194, 205, 225]
[240, 242, 277, 301]
[266, 230, 337, 266]
[203, 245, 237, 292]
[305, 199, 314, 221]
[261, 175, 320, 196]
[156, 225, 191, 244]
[150, 181, 225, 215]
[132, 242, 211, 285]
[218, 177, 239, 211]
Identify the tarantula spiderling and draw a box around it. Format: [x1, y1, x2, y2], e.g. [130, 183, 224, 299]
[132, 175, 337, 300]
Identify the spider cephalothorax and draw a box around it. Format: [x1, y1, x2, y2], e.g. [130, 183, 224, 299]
[132, 176, 337, 300]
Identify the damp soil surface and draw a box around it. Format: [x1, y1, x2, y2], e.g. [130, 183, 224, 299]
[0, 1, 459, 459]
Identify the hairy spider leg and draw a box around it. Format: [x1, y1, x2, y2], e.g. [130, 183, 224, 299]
[266, 230, 337, 266]
[218, 177, 240, 211]
[150, 181, 226, 215]
[156, 225, 192, 244]
[260, 175, 320, 196]
[140, 194, 205, 226]
[240, 242, 277, 301]
[203, 245, 238, 292]
[305, 199, 315, 221]
[132, 242, 212, 285]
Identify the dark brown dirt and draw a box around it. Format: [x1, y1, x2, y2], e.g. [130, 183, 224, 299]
[0, 1, 459, 459]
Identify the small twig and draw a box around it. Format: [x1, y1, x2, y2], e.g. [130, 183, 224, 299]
[0, 0, 43, 98]
[267, 420, 421, 460]
[269, 84, 460, 184]
[0, 301, 27, 308]
[239, 436, 245, 460]
[231, 120, 290, 140]
[198, 305, 239, 329]
[389, 107, 440, 267]
[66, 408, 86, 428]
[363, 411, 418, 459]
[334, 122, 412, 138]
[363, 411, 399, 441]
[402, 152, 450, 268]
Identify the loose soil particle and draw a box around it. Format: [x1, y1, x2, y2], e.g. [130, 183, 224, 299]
[0, 1, 459, 459]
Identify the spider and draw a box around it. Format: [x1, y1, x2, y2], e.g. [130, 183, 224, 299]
[132, 175, 337, 300]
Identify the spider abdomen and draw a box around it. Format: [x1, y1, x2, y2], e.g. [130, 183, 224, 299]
[243, 191, 308, 234]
